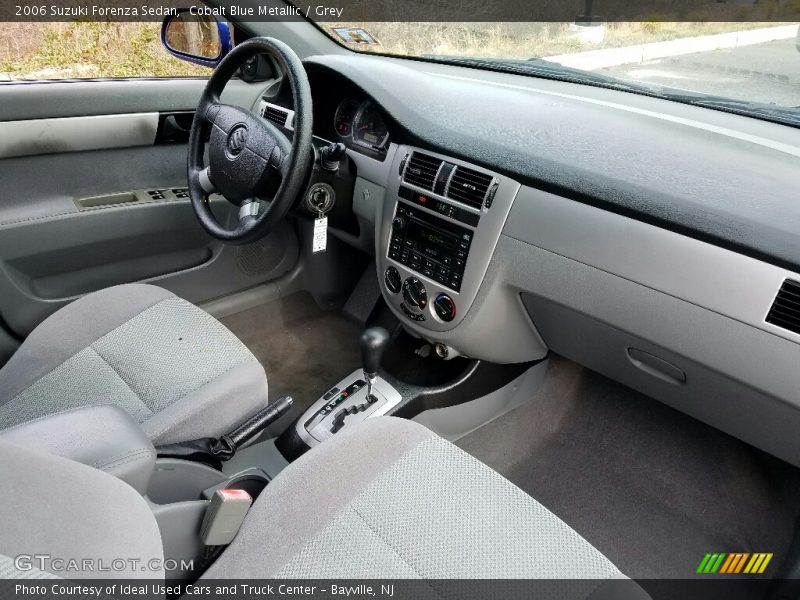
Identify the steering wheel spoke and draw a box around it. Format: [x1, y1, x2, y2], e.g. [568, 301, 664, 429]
[198, 167, 217, 195]
[186, 37, 313, 245]
[238, 200, 261, 220]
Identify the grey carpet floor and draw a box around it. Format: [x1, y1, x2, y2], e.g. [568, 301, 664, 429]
[457, 356, 800, 579]
[221, 292, 362, 436]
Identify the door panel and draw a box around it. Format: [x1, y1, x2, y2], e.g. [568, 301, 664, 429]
[0, 78, 258, 121]
[0, 78, 299, 338]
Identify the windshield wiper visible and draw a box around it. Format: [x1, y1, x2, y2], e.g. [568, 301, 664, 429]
[425, 55, 800, 129]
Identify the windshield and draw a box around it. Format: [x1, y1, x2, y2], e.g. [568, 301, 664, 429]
[317, 21, 800, 125]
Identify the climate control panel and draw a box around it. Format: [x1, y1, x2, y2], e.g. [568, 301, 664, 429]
[378, 145, 520, 334]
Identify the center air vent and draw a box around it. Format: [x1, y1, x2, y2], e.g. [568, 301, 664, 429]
[766, 279, 800, 335]
[403, 152, 443, 191]
[447, 165, 494, 209]
[262, 103, 290, 128]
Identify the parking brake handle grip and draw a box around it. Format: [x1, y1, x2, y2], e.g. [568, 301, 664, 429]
[224, 395, 293, 448]
[156, 396, 293, 466]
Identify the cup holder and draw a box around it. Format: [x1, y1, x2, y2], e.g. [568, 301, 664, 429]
[148, 459, 269, 505]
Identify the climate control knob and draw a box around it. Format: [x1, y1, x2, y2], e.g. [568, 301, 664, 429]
[402, 277, 427, 309]
[384, 266, 402, 294]
[433, 293, 457, 322]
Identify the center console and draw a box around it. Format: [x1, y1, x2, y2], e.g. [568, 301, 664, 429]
[378, 146, 520, 334]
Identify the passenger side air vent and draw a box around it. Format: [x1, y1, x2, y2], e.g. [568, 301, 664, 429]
[447, 165, 494, 209]
[403, 152, 443, 191]
[262, 103, 289, 128]
[766, 279, 800, 335]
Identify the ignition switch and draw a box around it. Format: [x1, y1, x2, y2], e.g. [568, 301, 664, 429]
[304, 182, 336, 215]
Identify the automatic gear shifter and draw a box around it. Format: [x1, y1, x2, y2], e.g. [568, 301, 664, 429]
[293, 326, 401, 447]
[360, 327, 390, 400]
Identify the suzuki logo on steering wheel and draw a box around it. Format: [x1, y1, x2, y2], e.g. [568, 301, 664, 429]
[226, 124, 248, 157]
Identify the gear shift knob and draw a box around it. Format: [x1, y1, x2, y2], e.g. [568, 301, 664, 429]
[361, 327, 390, 378]
[360, 327, 390, 399]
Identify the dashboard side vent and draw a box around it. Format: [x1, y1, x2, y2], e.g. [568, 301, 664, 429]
[447, 165, 494, 209]
[766, 279, 800, 335]
[403, 152, 443, 191]
[262, 103, 290, 128]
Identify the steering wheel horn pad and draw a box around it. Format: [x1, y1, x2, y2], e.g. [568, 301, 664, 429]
[187, 37, 313, 245]
[206, 104, 289, 203]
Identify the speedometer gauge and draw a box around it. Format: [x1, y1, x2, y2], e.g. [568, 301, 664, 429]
[353, 101, 390, 150]
[334, 99, 360, 138]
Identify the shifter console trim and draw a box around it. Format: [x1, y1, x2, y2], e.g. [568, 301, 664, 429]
[295, 370, 402, 448]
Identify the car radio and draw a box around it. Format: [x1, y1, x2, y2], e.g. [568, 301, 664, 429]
[388, 202, 472, 292]
[378, 145, 520, 333]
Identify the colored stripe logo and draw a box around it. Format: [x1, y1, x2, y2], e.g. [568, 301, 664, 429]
[696, 553, 773, 574]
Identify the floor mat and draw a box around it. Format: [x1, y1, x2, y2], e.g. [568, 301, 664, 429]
[457, 356, 800, 579]
[221, 292, 362, 436]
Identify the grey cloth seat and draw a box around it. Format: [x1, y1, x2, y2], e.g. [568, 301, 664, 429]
[0, 283, 268, 445]
[0, 417, 645, 597]
[204, 418, 645, 597]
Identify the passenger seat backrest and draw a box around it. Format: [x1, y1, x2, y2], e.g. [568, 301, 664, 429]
[0, 440, 164, 579]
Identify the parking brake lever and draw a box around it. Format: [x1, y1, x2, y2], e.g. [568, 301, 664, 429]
[156, 396, 293, 467]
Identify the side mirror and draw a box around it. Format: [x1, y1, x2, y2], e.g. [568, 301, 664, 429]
[161, 9, 232, 68]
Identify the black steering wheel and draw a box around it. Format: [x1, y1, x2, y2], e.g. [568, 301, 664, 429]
[187, 37, 313, 245]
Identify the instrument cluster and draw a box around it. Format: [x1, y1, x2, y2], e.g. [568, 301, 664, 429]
[333, 98, 390, 153]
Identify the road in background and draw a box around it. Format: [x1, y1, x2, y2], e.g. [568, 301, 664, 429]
[597, 38, 800, 107]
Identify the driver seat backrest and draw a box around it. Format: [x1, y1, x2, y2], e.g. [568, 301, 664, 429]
[0, 440, 164, 580]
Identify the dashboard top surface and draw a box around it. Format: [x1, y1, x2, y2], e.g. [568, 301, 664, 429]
[302, 53, 800, 272]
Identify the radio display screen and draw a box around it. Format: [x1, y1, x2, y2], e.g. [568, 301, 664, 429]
[406, 220, 459, 260]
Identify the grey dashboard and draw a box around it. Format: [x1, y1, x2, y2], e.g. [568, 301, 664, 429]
[304, 53, 800, 274]
[271, 52, 800, 466]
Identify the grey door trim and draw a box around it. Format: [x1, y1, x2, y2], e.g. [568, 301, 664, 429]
[0, 113, 159, 159]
